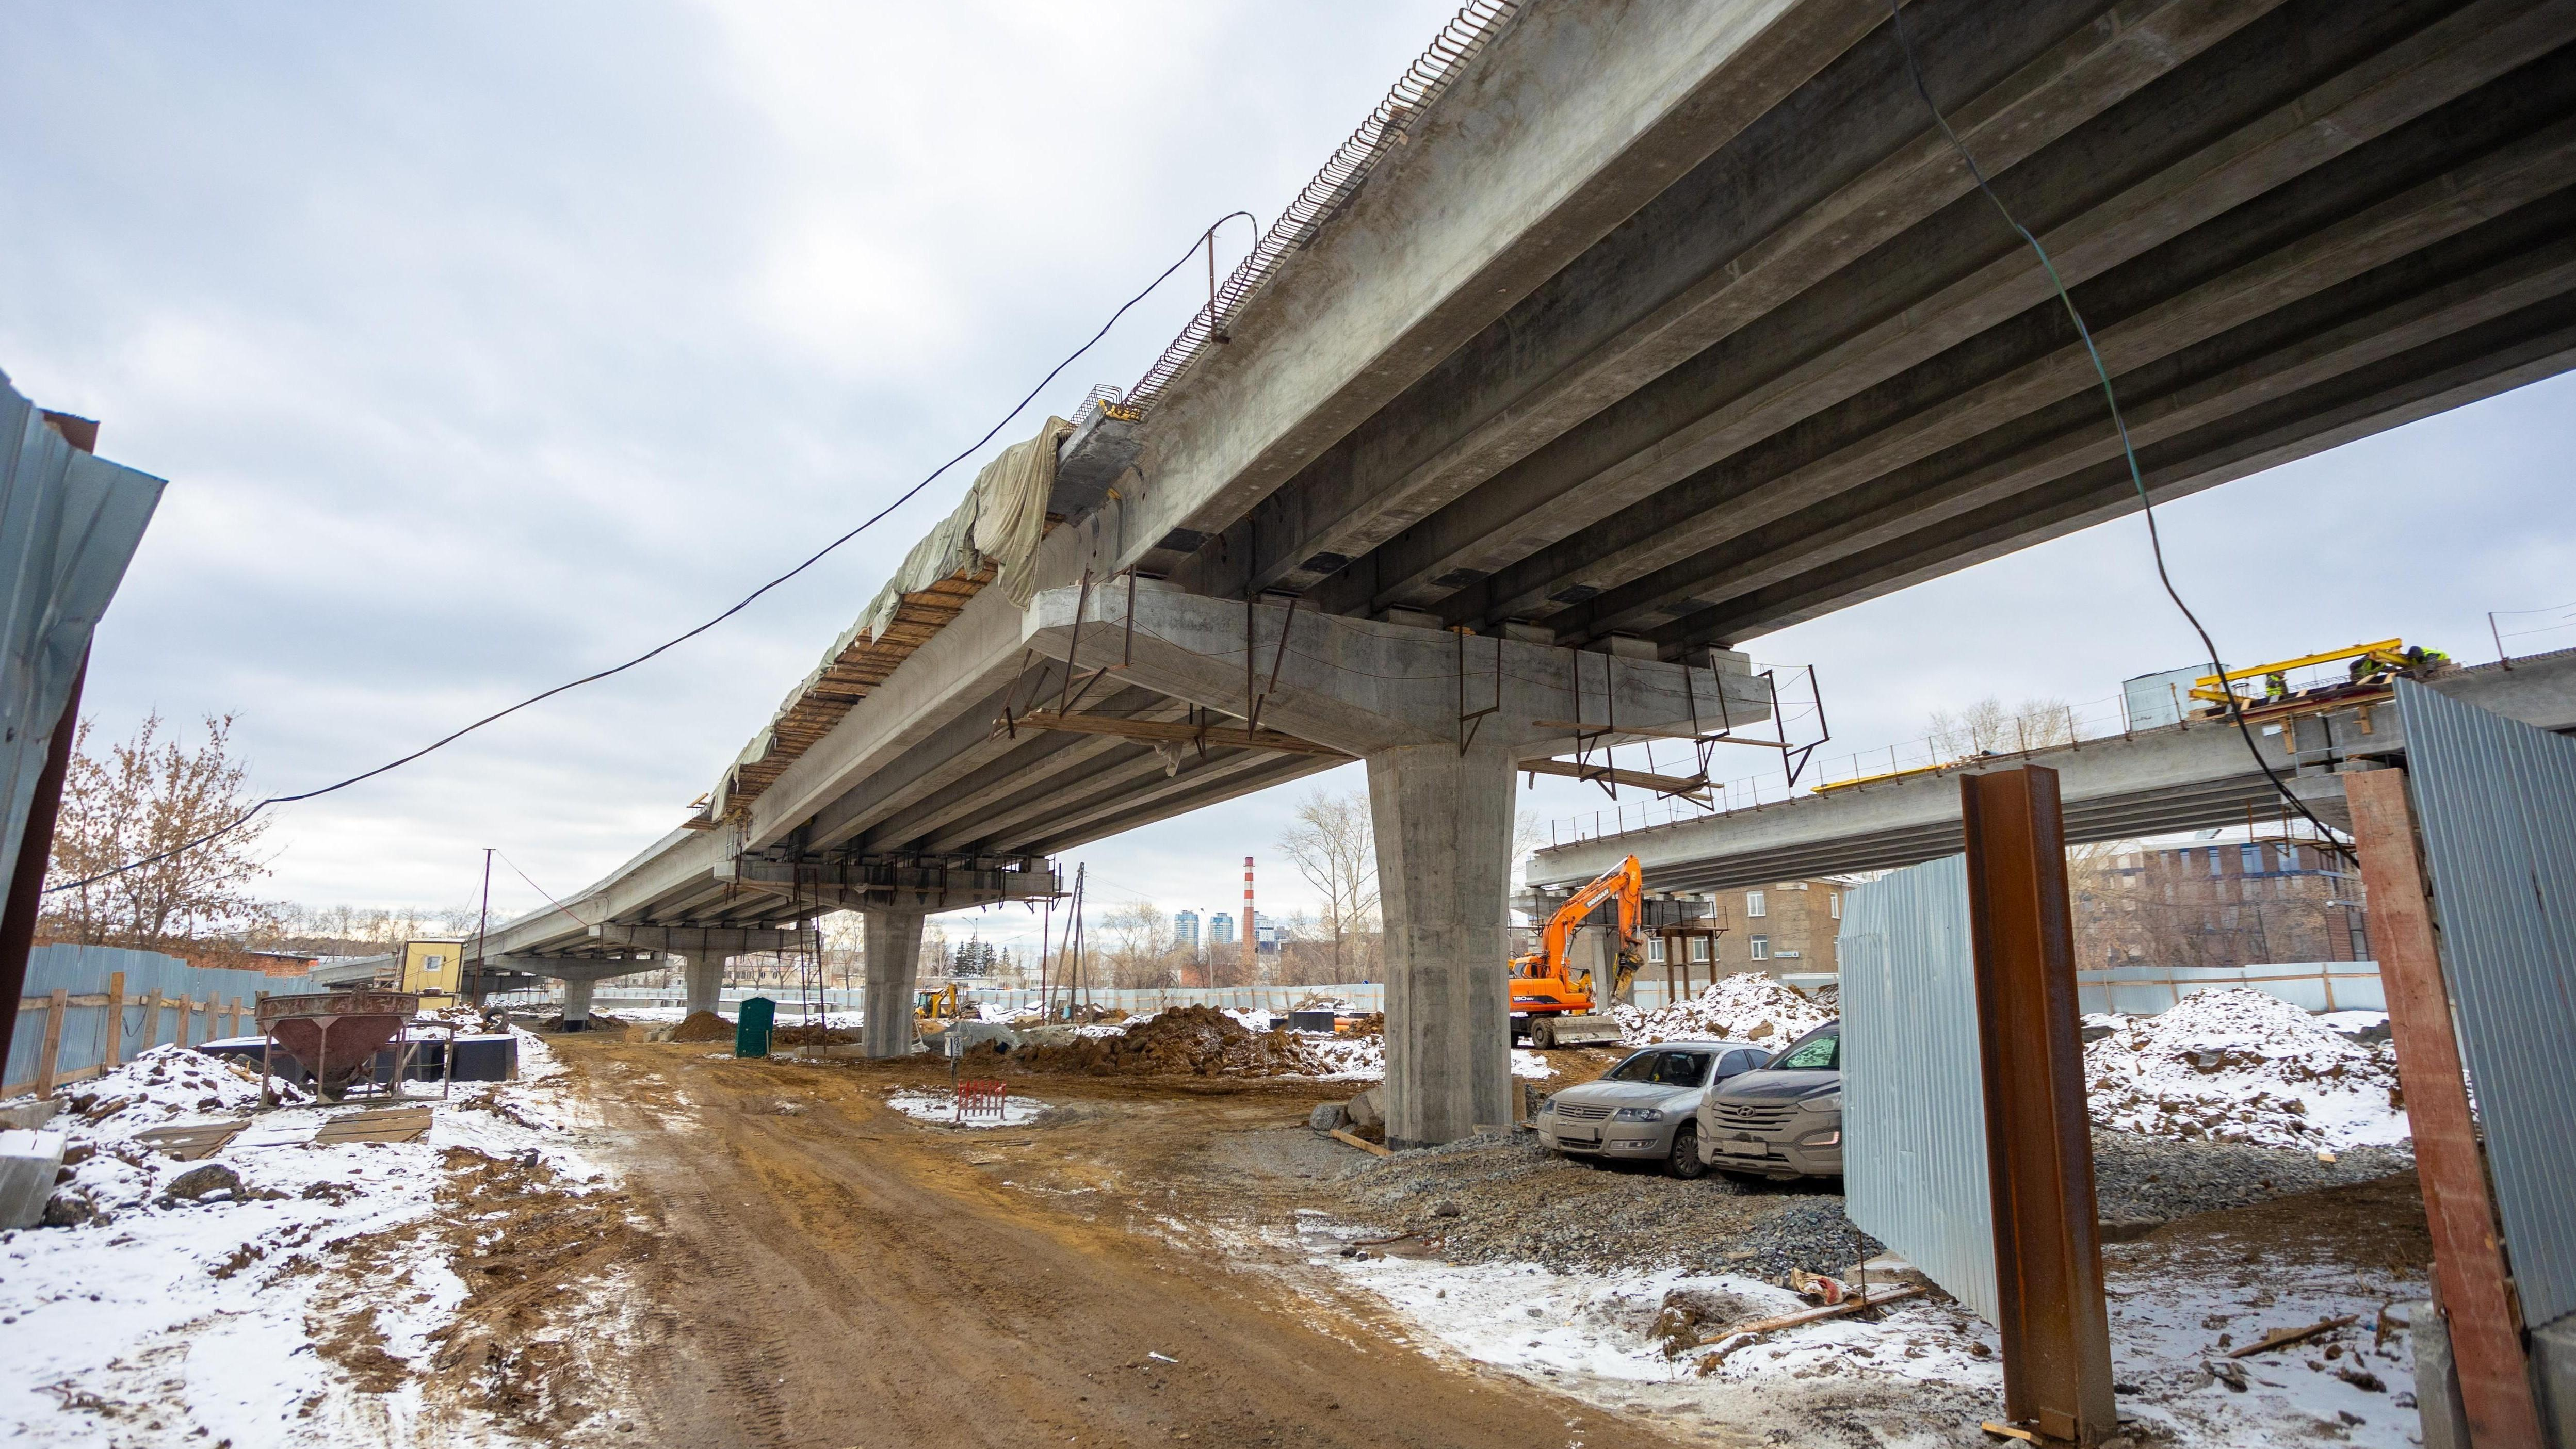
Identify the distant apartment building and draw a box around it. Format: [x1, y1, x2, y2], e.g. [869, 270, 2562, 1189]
[1209, 912, 1236, 948]
[2075, 837, 2365, 968]
[1672, 882, 1846, 980]
[1173, 909, 1201, 956]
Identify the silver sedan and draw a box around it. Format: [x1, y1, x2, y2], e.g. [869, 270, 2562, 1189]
[1534, 1043, 1772, 1178]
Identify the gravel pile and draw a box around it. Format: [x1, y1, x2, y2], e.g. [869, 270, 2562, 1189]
[2088, 1129, 2413, 1225]
[1328, 1135, 1878, 1283]
[1319, 1127, 2415, 1281]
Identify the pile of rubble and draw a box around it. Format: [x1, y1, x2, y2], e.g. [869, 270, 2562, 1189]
[1007, 1004, 1328, 1078]
[666, 1011, 734, 1043]
[1612, 973, 1834, 1047]
[2084, 988, 2408, 1150]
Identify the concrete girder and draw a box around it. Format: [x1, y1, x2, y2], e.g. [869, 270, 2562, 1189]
[917, 731, 1243, 857]
[1229, 0, 2266, 606]
[1022, 581, 1769, 759]
[1587, 196, 2576, 637]
[1106, 0, 1894, 593]
[1020, 751, 1339, 859]
[885, 696, 1200, 855]
[1403, 0, 2576, 635]
[587, 925, 811, 955]
[862, 911, 924, 1059]
[1676, 296, 2576, 641]
[716, 857, 1058, 915]
[1553, 124, 2576, 637]
[829, 679, 1174, 849]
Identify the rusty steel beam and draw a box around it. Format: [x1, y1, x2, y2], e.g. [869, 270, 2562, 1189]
[2344, 767, 2547, 1449]
[1960, 766, 2116, 1446]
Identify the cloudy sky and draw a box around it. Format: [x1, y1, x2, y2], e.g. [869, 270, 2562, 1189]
[6, 2, 2571, 951]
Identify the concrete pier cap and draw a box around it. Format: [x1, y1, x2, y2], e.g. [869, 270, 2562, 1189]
[1026, 580, 1773, 1145]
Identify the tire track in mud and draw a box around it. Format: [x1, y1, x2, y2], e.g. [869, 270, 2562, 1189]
[569, 1037, 1710, 1449]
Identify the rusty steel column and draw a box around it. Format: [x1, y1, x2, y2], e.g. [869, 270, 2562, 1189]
[1961, 767, 2116, 1446]
[2346, 768, 2547, 1448]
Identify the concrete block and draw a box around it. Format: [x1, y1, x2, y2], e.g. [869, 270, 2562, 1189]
[1344, 1087, 1385, 1131]
[2408, 1301, 2471, 1449]
[0, 1100, 62, 1132]
[2534, 1312, 2576, 1449]
[1309, 1101, 1350, 1133]
[0, 1128, 67, 1229]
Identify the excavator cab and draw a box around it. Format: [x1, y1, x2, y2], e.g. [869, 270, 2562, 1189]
[914, 984, 960, 1022]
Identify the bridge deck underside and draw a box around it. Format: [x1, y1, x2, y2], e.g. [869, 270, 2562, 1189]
[1180, 0, 2576, 656]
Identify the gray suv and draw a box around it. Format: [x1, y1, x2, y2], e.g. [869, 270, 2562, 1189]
[1536, 1043, 1771, 1178]
[1697, 1021, 1843, 1180]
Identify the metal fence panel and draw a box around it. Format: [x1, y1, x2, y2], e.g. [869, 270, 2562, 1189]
[7, 945, 307, 1087]
[2397, 679, 2576, 1330]
[1840, 853, 1998, 1324]
[0, 376, 163, 891]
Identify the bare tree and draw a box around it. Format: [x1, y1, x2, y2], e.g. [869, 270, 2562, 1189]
[1099, 901, 1181, 988]
[43, 713, 276, 954]
[1927, 695, 2077, 760]
[1278, 787, 1379, 976]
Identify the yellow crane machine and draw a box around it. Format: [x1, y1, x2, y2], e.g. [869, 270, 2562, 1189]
[1510, 855, 1643, 1049]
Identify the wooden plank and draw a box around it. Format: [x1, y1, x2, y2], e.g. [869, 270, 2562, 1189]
[1522, 758, 1713, 800]
[32, 988, 67, 1096]
[2346, 768, 2547, 1448]
[102, 972, 124, 1069]
[312, 1106, 433, 1145]
[141, 990, 164, 1052]
[135, 1120, 248, 1161]
[2225, 1314, 2358, 1359]
[1328, 1128, 1393, 1158]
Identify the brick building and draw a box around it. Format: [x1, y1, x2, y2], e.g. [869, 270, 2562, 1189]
[1640, 880, 1849, 982]
[2073, 836, 2367, 969]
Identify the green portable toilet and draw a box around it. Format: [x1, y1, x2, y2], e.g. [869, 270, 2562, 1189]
[735, 996, 776, 1058]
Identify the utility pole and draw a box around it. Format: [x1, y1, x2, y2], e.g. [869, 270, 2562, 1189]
[470, 848, 493, 1004]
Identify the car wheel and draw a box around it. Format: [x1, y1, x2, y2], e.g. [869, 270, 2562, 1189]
[1665, 1123, 1708, 1180]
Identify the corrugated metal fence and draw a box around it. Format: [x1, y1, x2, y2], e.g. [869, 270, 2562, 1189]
[1840, 853, 1999, 1324]
[6, 944, 306, 1096]
[0, 377, 163, 892]
[2397, 678, 2576, 1331]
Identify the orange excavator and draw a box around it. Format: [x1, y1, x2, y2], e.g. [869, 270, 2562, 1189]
[1510, 854, 1643, 1049]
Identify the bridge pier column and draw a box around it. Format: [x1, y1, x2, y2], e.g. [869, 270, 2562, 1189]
[682, 953, 725, 1017]
[862, 911, 926, 1058]
[1368, 739, 1515, 1150]
[560, 976, 595, 1030]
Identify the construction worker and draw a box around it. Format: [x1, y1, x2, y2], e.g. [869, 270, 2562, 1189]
[2263, 671, 2290, 702]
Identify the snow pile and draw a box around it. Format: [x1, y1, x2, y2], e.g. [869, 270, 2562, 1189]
[2085, 988, 2408, 1149]
[884, 1089, 1048, 1128]
[1297, 1032, 1554, 1082]
[1613, 974, 1833, 1047]
[1, 1034, 615, 1445]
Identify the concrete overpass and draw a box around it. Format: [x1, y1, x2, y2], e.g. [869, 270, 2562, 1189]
[480, 0, 2576, 1145]
[1529, 649, 2576, 895]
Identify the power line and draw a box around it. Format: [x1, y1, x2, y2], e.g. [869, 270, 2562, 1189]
[44, 217, 1250, 897]
[1883, 0, 2351, 850]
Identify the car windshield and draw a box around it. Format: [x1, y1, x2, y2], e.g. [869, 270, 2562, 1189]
[1603, 1049, 1714, 1087]
[1766, 1028, 1839, 1072]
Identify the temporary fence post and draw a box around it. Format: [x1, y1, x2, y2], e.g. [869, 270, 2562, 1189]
[2346, 768, 2547, 1447]
[1960, 767, 2116, 1446]
[102, 971, 125, 1068]
[141, 990, 164, 1052]
[33, 988, 68, 1096]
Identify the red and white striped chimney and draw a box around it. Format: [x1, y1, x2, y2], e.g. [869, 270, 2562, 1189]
[1243, 855, 1256, 980]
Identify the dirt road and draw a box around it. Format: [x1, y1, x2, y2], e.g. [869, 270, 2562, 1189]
[563, 1036, 1700, 1449]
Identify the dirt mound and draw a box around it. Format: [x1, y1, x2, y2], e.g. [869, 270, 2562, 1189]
[1010, 1004, 1326, 1077]
[667, 1011, 734, 1043]
[770, 1023, 856, 1047]
[2084, 987, 2406, 1149]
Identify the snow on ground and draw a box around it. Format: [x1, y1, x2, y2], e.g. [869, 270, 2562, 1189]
[884, 1089, 1048, 1128]
[1296, 1215, 2422, 1447]
[2086, 988, 2408, 1149]
[0, 1036, 614, 1447]
[1294, 1031, 1555, 1082]
[1613, 973, 1834, 1048]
